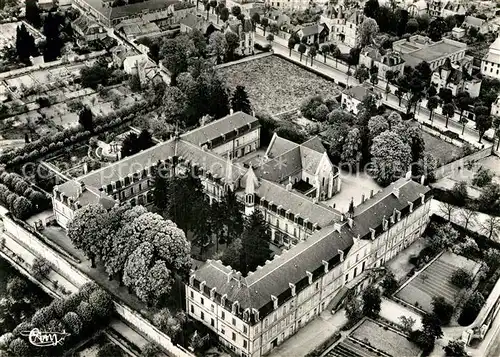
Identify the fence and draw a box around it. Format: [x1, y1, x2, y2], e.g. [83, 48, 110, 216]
[1, 213, 195, 357]
[431, 147, 493, 181]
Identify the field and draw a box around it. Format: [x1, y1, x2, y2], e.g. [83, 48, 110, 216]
[218, 55, 342, 114]
[395, 251, 481, 313]
[421, 130, 462, 165]
[327, 319, 421, 357]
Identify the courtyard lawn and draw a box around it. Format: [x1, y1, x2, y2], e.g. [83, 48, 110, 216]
[395, 251, 481, 313]
[218, 55, 342, 114]
[350, 319, 421, 357]
[421, 130, 462, 166]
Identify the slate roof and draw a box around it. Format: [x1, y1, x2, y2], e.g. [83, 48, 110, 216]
[342, 84, 373, 102]
[193, 223, 354, 313]
[301, 136, 326, 153]
[255, 179, 341, 228]
[181, 112, 259, 147]
[464, 16, 485, 28]
[85, 0, 178, 21]
[299, 23, 325, 37]
[193, 176, 430, 318]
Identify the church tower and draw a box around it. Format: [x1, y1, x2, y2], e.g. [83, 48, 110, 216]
[244, 166, 258, 216]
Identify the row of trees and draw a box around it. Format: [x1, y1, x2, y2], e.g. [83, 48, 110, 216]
[67, 204, 191, 307]
[0, 282, 113, 357]
[0, 101, 149, 166]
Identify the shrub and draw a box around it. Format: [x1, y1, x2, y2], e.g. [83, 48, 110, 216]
[6, 277, 28, 300]
[0, 333, 14, 350]
[12, 322, 33, 337]
[450, 268, 473, 289]
[88, 289, 113, 319]
[32, 306, 55, 327]
[8, 338, 29, 357]
[97, 343, 123, 357]
[31, 257, 51, 280]
[141, 342, 161, 357]
[76, 301, 94, 323]
[444, 339, 467, 356]
[432, 296, 454, 325]
[472, 167, 494, 188]
[62, 312, 83, 335]
[458, 292, 485, 325]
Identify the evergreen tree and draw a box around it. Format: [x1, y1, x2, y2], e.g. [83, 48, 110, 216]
[221, 189, 244, 244]
[78, 107, 93, 131]
[239, 211, 272, 275]
[42, 12, 63, 62]
[15, 24, 36, 64]
[362, 285, 381, 318]
[25, 0, 41, 28]
[231, 85, 252, 114]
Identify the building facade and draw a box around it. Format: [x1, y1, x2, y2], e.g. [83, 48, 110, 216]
[481, 36, 500, 80]
[359, 47, 405, 79]
[430, 60, 482, 98]
[186, 176, 432, 357]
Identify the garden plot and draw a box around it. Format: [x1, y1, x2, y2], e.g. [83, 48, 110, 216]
[421, 130, 462, 166]
[0, 21, 43, 50]
[395, 251, 481, 313]
[349, 319, 421, 357]
[219, 55, 342, 114]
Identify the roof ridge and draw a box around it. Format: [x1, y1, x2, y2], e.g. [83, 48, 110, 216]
[355, 179, 412, 216]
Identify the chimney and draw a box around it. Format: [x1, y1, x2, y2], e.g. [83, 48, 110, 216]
[227, 271, 233, 283]
[334, 222, 342, 233]
[369, 227, 376, 240]
[393, 185, 400, 198]
[230, 108, 234, 115]
[271, 295, 278, 310]
[408, 201, 414, 213]
[370, 189, 374, 198]
[361, 193, 365, 203]
[420, 193, 425, 204]
[347, 217, 353, 228]
[322, 260, 329, 273]
[289, 283, 296, 296]
[421, 175, 426, 185]
[286, 177, 292, 191]
[337, 249, 344, 262]
[306, 271, 313, 284]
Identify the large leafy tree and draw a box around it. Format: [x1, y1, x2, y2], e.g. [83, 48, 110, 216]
[370, 130, 412, 185]
[359, 17, 379, 47]
[135, 260, 173, 307]
[208, 32, 227, 64]
[67, 204, 110, 267]
[160, 34, 195, 85]
[362, 285, 381, 318]
[432, 296, 453, 325]
[231, 85, 252, 114]
[341, 128, 362, 169]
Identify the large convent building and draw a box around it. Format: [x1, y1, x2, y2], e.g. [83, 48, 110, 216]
[51, 112, 432, 357]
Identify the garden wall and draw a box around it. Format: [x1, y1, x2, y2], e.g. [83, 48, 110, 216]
[0, 213, 195, 357]
[431, 147, 492, 181]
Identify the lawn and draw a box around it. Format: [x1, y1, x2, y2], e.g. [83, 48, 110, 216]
[350, 319, 421, 357]
[395, 251, 481, 313]
[421, 130, 462, 166]
[218, 55, 342, 114]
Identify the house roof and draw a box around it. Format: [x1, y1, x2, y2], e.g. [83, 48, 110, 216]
[193, 176, 430, 317]
[84, 0, 179, 21]
[181, 112, 259, 148]
[299, 23, 326, 37]
[73, 15, 100, 35]
[464, 16, 485, 28]
[342, 84, 374, 102]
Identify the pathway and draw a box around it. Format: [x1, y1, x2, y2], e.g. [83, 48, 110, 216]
[269, 308, 348, 357]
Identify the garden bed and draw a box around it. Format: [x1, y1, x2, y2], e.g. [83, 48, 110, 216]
[421, 130, 462, 166]
[218, 55, 342, 114]
[350, 319, 421, 357]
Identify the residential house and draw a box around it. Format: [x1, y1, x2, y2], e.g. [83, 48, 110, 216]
[186, 175, 431, 357]
[393, 35, 468, 70]
[491, 94, 500, 117]
[294, 23, 329, 45]
[441, 1, 466, 17]
[407, 0, 427, 17]
[179, 14, 217, 37]
[462, 16, 490, 35]
[341, 84, 381, 114]
[359, 47, 405, 80]
[481, 35, 500, 80]
[73, 14, 107, 42]
[225, 18, 255, 56]
[452, 27, 466, 39]
[430, 59, 482, 97]
[344, 10, 364, 48]
[111, 45, 138, 68]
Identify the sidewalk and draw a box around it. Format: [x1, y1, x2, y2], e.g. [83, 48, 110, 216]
[269, 308, 348, 357]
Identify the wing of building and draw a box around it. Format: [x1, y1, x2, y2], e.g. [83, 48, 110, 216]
[51, 111, 432, 357]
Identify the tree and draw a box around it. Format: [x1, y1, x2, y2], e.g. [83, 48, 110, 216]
[15, 24, 36, 64]
[320, 44, 329, 63]
[31, 257, 51, 280]
[313, 104, 329, 122]
[25, 0, 41, 28]
[457, 208, 478, 231]
[359, 17, 379, 47]
[428, 18, 446, 41]
[43, 12, 63, 62]
[475, 108, 492, 143]
[432, 296, 454, 325]
[220, 7, 229, 22]
[442, 103, 455, 128]
[261, 17, 269, 36]
[9, 338, 29, 357]
[478, 183, 500, 214]
[481, 217, 500, 240]
[76, 301, 94, 323]
[450, 268, 473, 288]
[153, 309, 185, 339]
[141, 342, 162, 357]
[11, 196, 32, 219]
[31, 306, 54, 327]
[298, 43, 306, 61]
[362, 285, 381, 318]
[406, 18, 419, 33]
[135, 260, 173, 306]
[98, 343, 123, 357]
[68, 204, 110, 267]
[88, 288, 113, 319]
[484, 248, 500, 270]
[160, 35, 194, 85]
[231, 85, 252, 114]
[288, 36, 296, 56]
[78, 107, 93, 132]
[80, 62, 113, 90]
[345, 291, 363, 321]
[341, 128, 362, 169]
[6, 277, 27, 301]
[208, 31, 226, 64]
[444, 340, 467, 357]
[367, 115, 389, 139]
[370, 130, 412, 186]
[381, 271, 398, 295]
[238, 211, 272, 275]
[308, 46, 317, 66]
[331, 45, 341, 68]
[251, 12, 260, 30]
[459, 292, 485, 325]
[364, 0, 380, 19]
[451, 181, 468, 206]
[62, 311, 83, 335]
[399, 315, 416, 335]
[354, 64, 369, 83]
[225, 31, 239, 60]
[231, 5, 241, 17]
[428, 223, 459, 252]
[422, 313, 443, 340]
[221, 238, 242, 269]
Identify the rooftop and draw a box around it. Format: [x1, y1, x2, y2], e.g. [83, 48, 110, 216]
[85, 0, 179, 21]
